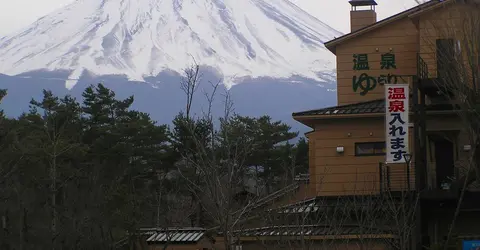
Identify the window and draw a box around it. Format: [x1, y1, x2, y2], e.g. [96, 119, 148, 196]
[436, 39, 455, 79]
[355, 142, 386, 156]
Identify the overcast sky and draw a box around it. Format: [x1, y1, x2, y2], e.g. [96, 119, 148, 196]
[0, 0, 419, 37]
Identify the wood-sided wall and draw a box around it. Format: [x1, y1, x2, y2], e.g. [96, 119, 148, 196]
[335, 17, 419, 105]
[419, 2, 476, 79]
[425, 114, 476, 190]
[308, 117, 414, 196]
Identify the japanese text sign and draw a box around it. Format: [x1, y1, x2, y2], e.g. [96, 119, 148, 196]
[385, 84, 409, 163]
[352, 52, 398, 96]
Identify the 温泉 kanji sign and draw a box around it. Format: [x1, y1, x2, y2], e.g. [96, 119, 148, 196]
[385, 84, 409, 163]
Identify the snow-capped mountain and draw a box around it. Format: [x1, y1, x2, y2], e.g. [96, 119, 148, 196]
[0, 0, 342, 135]
[0, 0, 341, 89]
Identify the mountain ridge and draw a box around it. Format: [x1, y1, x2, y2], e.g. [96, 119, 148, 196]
[0, 0, 340, 134]
[0, 0, 341, 89]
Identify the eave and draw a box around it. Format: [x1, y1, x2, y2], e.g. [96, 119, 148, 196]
[324, 0, 453, 54]
[293, 110, 457, 128]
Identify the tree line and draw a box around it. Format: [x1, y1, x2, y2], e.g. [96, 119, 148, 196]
[0, 83, 308, 249]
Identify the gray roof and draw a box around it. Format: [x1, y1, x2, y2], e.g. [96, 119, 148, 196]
[271, 196, 408, 214]
[225, 225, 394, 237]
[144, 228, 206, 243]
[292, 99, 453, 117]
[293, 99, 385, 117]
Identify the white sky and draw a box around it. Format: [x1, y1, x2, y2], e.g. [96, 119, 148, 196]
[0, 0, 419, 37]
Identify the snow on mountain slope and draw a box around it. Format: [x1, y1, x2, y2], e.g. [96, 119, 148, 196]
[0, 0, 342, 89]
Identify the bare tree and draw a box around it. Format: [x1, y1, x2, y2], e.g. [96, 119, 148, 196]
[180, 58, 202, 119]
[234, 168, 418, 250]
[175, 62, 265, 250]
[420, 1, 480, 247]
[177, 59, 206, 227]
[261, 197, 354, 249]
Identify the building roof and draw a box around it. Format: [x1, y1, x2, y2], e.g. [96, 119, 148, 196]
[325, 0, 453, 53]
[143, 228, 206, 243]
[226, 225, 395, 238]
[271, 195, 397, 214]
[232, 182, 300, 215]
[292, 99, 384, 117]
[292, 99, 455, 118]
[232, 173, 309, 216]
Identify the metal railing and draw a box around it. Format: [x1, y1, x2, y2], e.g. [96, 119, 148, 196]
[379, 162, 415, 193]
[417, 54, 429, 79]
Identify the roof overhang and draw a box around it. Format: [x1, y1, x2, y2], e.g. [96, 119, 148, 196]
[324, 0, 453, 54]
[238, 234, 397, 241]
[293, 113, 383, 128]
[293, 110, 457, 128]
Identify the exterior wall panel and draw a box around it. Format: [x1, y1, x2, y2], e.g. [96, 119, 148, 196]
[335, 18, 419, 105]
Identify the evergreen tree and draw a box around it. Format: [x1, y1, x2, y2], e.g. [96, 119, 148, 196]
[0, 83, 307, 248]
[294, 137, 309, 174]
[247, 115, 298, 193]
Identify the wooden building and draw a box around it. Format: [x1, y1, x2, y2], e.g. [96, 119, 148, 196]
[291, 0, 480, 249]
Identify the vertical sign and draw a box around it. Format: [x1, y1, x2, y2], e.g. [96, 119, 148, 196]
[385, 84, 409, 163]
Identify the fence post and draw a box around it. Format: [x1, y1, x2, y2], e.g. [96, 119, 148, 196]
[379, 162, 383, 193]
[386, 165, 391, 191]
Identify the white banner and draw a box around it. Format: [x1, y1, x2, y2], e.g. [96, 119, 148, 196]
[385, 84, 409, 163]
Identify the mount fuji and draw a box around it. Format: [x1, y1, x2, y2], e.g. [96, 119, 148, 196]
[0, 0, 341, 133]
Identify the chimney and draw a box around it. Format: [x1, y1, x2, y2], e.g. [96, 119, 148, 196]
[349, 0, 378, 32]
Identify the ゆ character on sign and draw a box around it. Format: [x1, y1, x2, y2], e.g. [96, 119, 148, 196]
[353, 73, 398, 96]
[352, 53, 398, 96]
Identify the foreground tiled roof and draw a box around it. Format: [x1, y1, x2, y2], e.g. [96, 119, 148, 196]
[292, 99, 384, 117]
[250, 183, 300, 209]
[270, 195, 407, 214]
[226, 225, 395, 238]
[143, 228, 206, 243]
[232, 174, 309, 216]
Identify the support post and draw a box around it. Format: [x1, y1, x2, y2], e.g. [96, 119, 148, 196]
[379, 162, 383, 194]
[413, 76, 424, 250]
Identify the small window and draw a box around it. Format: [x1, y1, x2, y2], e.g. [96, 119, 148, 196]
[355, 142, 386, 156]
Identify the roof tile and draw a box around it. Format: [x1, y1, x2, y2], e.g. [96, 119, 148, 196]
[293, 99, 454, 118]
[292, 99, 385, 117]
[142, 228, 206, 243]
[227, 225, 394, 237]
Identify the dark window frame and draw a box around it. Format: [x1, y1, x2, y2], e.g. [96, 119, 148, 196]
[436, 38, 456, 79]
[354, 141, 386, 156]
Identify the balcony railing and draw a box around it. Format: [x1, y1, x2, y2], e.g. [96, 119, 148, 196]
[379, 162, 415, 193]
[378, 161, 462, 200]
[417, 53, 429, 79]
